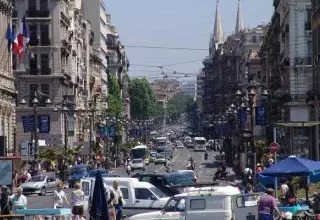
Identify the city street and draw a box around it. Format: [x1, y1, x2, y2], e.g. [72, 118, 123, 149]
[26, 148, 232, 210]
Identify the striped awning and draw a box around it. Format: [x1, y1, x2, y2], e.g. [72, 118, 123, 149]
[275, 122, 320, 127]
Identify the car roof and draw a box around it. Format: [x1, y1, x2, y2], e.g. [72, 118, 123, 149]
[194, 137, 206, 140]
[132, 145, 148, 149]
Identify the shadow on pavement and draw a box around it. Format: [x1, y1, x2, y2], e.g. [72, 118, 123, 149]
[201, 161, 219, 168]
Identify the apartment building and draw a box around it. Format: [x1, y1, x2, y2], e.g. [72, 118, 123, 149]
[0, 0, 15, 155]
[181, 81, 197, 100]
[82, 0, 108, 110]
[13, 0, 100, 150]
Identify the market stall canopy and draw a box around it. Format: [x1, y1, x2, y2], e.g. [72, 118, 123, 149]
[261, 155, 320, 177]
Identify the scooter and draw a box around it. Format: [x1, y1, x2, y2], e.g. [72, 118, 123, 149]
[213, 168, 229, 181]
[187, 162, 195, 171]
[125, 165, 131, 175]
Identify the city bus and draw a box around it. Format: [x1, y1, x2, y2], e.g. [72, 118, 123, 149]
[130, 145, 150, 165]
[194, 137, 207, 151]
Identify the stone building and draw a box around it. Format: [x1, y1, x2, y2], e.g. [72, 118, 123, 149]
[0, 0, 15, 155]
[13, 0, 98, 151]
[260, 0, 313, 158]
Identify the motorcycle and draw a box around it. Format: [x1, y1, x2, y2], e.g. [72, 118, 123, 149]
[213, 167, 229, 181]
[187, 161, 196, 170]
[125, 165, 131, 175]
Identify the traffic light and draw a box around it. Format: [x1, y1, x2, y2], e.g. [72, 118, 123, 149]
[28, 142, 34, 158]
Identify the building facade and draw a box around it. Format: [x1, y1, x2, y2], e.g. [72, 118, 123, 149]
[13, 0, 99, 151]
[196, 72, 204, 114]
[261, 0, 313, 158]
[0, 0, 15, 155]
[181, 81, 196, 100]
[82, 0, 108, 111]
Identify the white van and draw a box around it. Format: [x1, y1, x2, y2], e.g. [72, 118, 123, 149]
[129, 186, 262, 220]
[193, 137, 206, 151]
[81, 177, 170, 212]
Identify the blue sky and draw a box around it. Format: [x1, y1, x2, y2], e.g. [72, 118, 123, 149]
[104, 0, 274, 80]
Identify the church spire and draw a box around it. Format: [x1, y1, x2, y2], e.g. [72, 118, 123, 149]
[212, 0, 223, 44]
[235, 0, 244, 33]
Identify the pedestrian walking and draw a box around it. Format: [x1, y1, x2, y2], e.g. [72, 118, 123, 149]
[53, 182, 69, 208]
[258, 188, 283, 220]
[111, 180, 125, 220]
[71, 182, 85, 220]
[9, 187, 27, 214]
[0, 186, 10, 215]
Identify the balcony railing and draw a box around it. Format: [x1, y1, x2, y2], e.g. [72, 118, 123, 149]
[28, 68, 38, 75]
[29, 38, 39, 46]
[40, 67, 51, 75]
[26, 10, 50, 18]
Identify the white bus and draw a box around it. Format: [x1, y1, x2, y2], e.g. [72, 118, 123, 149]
[194, 137, 207, 151]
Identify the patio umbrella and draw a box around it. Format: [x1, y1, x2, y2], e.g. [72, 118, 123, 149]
[89, 170, 109, 220]
[261, 155, 320, 177]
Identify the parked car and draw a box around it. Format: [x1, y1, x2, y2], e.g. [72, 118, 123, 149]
[131, 158, 145, 171]
[21, 175, 61, 196]
[154, 155, 166, 165]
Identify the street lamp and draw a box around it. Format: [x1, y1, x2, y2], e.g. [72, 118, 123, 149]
[53, 97, 75, 169]
[20, 89, 52, 174]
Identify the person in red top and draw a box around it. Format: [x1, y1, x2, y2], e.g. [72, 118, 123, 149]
[258, 188, 283, 220]
[256, 163, 263, 173]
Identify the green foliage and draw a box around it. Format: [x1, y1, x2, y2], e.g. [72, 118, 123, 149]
[167, 93, 196, 121]
[129, 78, 161, 119]
[107, 74, 123, 116]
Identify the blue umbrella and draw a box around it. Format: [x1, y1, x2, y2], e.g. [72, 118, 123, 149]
[89, 170, 109, 220]
[261, 155, 320, 177]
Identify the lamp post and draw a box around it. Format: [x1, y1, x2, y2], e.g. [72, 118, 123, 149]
[20, 89, 52, 174]
[53, 97, 75, 169]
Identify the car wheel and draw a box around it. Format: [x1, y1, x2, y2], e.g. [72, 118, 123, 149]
[39, 187, 46, 196]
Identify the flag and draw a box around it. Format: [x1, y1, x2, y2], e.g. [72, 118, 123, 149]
[5, 24, 14, 52]
[13, 16, 30, 58]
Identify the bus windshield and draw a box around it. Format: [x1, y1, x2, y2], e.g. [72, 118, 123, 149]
[196, 140, 206, 144]
[131, 148, 147, 159]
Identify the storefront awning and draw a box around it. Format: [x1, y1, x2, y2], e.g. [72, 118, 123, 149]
[275, 122, 320, 127]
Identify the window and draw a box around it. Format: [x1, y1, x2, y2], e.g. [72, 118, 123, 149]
[29, 84, 38, 106]
[120, 188, 129, 199]
[29, 25, 38, 46]
[40, 54, 49, 75]
[164, 197, 186, 212]
[106, 34, 115, 46]
[82, 182, 90, 196]
[134, 188, 154, 200]
[190, 199, 206, 210]
[40, 0, 48, 10]
[12, 0, 15, 8]
[40, 25, 49, 45]
[40, 84, 50, 106]
[29, 54, 37, 74]
[28, 0, 36, 10]
[12, 54, 17, 70]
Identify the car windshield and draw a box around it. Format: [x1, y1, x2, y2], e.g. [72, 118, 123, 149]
[196, 140, 206, 144]
[28, 176, 46, 182]
[150, 187, 167, 198]
[165, 174, 193, 185]
[156, 155, 165, 159]
[89, 170, 107, 177]
[150, 152, 157, 157]
[132, 159, 143, 163]
[71, 167, 88, 175]
[180, 171, 195, 178]
[176, 141, 183, 145]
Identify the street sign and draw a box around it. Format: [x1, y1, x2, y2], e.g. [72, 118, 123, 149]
[269, 142, 280, 153]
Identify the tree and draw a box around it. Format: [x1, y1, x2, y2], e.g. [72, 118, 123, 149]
[129, 78, 161, 119]
[166, 93, 195, 122]
[107, 74, 123, 116]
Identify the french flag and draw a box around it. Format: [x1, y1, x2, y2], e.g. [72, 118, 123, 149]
[13, 16, 29, 58]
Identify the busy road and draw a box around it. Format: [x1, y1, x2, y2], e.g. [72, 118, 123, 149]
[26, 147, 234, 214]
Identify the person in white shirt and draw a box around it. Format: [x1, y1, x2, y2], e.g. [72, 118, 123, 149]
[9, 187, 27, 214]
[71, 182, 85, 220]
[111, 180, 124, 220]
[26, 171, 31, 181]
[53, 182, 69, 208]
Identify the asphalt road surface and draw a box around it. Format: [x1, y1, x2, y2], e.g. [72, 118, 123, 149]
[27, 147, 233, 213]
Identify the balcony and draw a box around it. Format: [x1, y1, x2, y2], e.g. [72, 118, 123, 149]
[294, 57, 312, 66]
[27, 68, 38, 75]
[26, 10, 50, 18]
